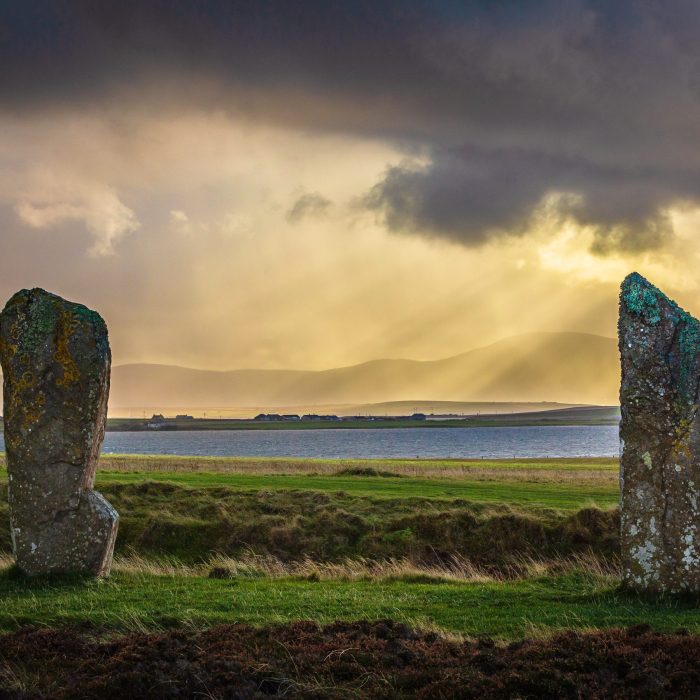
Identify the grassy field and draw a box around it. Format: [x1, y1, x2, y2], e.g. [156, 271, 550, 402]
[0, 453, 691, 645]
[0, 453, 620, 472]
[95, 471, 618, 508]
[0, 567, 698, 639]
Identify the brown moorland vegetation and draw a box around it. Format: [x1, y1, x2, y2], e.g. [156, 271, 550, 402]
[0, 621, 698, 699]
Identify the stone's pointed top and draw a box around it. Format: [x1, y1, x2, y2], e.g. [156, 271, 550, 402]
[3, 288, 36, 311]
[7, 288, 89, 304]
[6, 287, 58, 301]
[2, 288, 108, 339]
[623, 271, 649, 285]
[620, 272, 665, 325]
[619, 272, 696, 329]
[622, 271, 654, 292]
[621, 272, 663, 297]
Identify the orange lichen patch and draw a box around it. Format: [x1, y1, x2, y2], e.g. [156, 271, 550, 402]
[4, 367, 44, 433]
[0, 337, 16, 360]
[9, 369, 35, 406]
[54, 310, 80, 388]
[671, 416, 694, 462]
[22, 390, 46, 428]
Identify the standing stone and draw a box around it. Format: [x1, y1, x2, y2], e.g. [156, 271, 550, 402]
[619, 272, 700, 593]
[0, 289, 118, 576]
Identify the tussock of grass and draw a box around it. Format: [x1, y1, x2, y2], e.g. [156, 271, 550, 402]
[336, 466, 405, 478]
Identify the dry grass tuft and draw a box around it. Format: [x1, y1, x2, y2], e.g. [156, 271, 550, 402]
[106, 549, 619, 583]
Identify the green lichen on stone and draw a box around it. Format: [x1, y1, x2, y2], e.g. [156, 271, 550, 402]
[678, 317, 700, 403]
[72, 303, 104, 327]
[3, 290, 57, 356]
[1, 289, 110, 365]
[72, 301, 109, 356]
[622, 272, 662, 325]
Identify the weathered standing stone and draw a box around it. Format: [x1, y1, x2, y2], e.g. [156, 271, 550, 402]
[619, 272, 700, 593]
[0, 288, 118, 576]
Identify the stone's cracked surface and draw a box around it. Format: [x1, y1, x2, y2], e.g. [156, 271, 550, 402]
[619, 272, 700, 593]
[0, 288, 118, 576]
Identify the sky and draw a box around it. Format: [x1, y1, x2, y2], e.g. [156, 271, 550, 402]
[3, 1, 700, 371]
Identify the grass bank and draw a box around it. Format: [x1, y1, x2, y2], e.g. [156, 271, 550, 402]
[0, 456, 620, 565]
[0, 479, 620, 565]
[0, 566, 697, 639]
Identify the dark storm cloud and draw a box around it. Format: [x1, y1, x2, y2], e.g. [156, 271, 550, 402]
[364, 146, 691, 251]
[4, 0, 700, 251]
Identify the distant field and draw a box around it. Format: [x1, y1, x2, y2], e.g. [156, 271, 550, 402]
[0, 406, 621, 434]
[99, 453, 620, 472]
[106, 400, 597, 420]
[103, 405, 620, 431]
[1, 454, 621, 510]
[97, 453, 620, 482]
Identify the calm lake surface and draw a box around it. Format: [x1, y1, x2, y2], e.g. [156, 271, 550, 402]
[0, 425, 620, 459]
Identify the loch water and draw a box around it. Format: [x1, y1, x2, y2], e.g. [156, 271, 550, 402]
[0, 425, 619, 459]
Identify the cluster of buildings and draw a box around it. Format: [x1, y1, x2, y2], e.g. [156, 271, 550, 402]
[147, 414, 194, 429]
[253, 413, 427, 422]
[253, 413, 338, 422]
[143, 412, 428, 429]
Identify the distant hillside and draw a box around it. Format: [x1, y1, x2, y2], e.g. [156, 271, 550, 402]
[102, 332, 619, 410]
[340, 400, 586, 416]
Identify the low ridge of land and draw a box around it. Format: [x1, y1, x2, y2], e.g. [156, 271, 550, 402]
[103, 404, 620, 430]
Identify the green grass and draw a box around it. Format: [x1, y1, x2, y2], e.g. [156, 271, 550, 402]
[93, 470, 618, 510]
[0, 569, 696, 640]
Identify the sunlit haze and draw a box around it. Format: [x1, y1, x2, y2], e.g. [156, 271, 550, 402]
[3, 2, 700, 408]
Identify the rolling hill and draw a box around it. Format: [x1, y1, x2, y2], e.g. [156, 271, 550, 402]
[103, 332, 619, 410]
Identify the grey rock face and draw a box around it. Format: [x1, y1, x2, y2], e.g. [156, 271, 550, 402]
[0, 288, 118, 576]
[619, 273, 700, 593]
